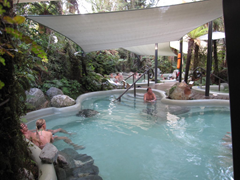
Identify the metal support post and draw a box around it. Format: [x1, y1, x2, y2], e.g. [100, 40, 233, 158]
[205, 21, 213, 97]
[155, 43, 158, 83]
[133, 75, 136, 97]
[148, 70, 150, 87]
[179, 37, 183, 82]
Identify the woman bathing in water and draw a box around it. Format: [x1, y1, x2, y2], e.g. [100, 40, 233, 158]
[21, 119, 84, 150]
[144, 87, 157, 102]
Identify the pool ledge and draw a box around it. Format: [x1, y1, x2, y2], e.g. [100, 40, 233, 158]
[192, 85, 229, 98]
[27, 139, 57, 180]
[24, 88, 230, 122]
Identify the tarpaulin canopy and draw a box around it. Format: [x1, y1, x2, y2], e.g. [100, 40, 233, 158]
[124, 42, 176, 56]
[26, 0, 222, 55]
[199, 31, 225, 40]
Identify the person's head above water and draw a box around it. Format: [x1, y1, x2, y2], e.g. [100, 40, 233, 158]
[20, 123, 28, 133]
[146, 87, 152, 93]
[36, 119, 46, 130]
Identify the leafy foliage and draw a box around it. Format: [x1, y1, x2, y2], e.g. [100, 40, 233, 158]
[0, 1, 49, 179]
[41, 78, 82, 99]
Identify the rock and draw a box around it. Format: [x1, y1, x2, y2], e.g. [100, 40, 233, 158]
[72, 164, 99, 177]
[51, 95, 76, 107]
[57, 154, 69, 168]
[39, 143, 58, 164]
[22, 168, 34, 180]
[76, 109, 99, 117]
[74, 154, 94, 167]
[168, 82, 192, 100]
[55, 148, 102, 180]
[46, 87, 64, 99]
[59, 148, 79, 168]
[55, 166, 67, 180]
[68, 175, 103, 180]
[25, 88, 47, 110]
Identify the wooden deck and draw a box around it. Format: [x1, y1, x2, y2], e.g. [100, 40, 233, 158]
[142, 82, 229, 100]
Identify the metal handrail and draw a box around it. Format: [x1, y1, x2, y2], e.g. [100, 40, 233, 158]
[115, 67, 153, 102]
[124, 74, 134, 81]
[192, 67, 228, 91]
[124, 65, 149, 81]
[192, 67, 227, 83]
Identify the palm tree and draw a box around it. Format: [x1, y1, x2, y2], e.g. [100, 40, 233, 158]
[184, 26, 208, 82]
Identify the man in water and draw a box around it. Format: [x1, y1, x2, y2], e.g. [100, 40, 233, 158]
[20, 123, 39, 145]
[144, 87, 157, 102]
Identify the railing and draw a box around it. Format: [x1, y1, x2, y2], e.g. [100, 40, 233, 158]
[191, 67, 228, 91]
[124, 65, 149, 81]
[115, 67, 153, 102]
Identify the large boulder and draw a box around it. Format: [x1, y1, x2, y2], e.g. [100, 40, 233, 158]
[76, 109, 99, 117]
[39, 143, 59, 164]
[168, 82, 192, 100]
[55, 148, 103, 180]
[51, 95, 76, 107]
[46, 87, 64, 100]
[25, 88, 47, 110]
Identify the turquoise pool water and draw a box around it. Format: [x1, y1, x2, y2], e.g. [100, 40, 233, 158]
[125, 75, 150, 84]
[29, 95, 233, 180]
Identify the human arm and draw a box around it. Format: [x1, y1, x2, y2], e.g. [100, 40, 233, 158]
[151, 93, 157, 102]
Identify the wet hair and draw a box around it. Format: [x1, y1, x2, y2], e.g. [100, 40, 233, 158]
[147, 87, 151, 92]
[36, 119, 46, 143]
[36, 119, 45, 130]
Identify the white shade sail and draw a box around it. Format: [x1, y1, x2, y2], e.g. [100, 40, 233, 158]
[170, 41, 189, 54]
[124, 42, 176, 56]
[199, 31, 225, 40]
[26, 0, 222, 54]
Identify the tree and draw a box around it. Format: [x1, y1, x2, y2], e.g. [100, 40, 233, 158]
[212, 17, 225, 84]
[184, 26, 208, 82]
[0, 0, 48, 178]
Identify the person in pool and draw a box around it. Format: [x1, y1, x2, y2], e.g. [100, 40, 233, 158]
[144, 87, 157, 102]
[35, 119, 54, 149]
[21, 120, 85, 149]
[20, 123, 39, 145]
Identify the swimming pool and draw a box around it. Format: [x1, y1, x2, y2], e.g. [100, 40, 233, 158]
[27, 91, 233, 180]
[125, 75, 155, 86]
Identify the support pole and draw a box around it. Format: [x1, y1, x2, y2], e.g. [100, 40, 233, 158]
[133, 74, 136, 97]
[179, 37, 183, 82]
[205, 21, 213, 97]
[148, 70, 150, 87]
[223, 1, 240, 178]
[155, 43, 158, 84]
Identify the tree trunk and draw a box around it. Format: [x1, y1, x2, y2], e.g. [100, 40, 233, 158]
[193, 43, 199, 80]
[81, 56, 88, 76]
[213, 40, 219, 84]
[213, 40, 219, 74]
[184, 39, 194, 83]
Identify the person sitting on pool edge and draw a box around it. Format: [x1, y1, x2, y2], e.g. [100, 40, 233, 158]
[144, 87, 157, 102]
